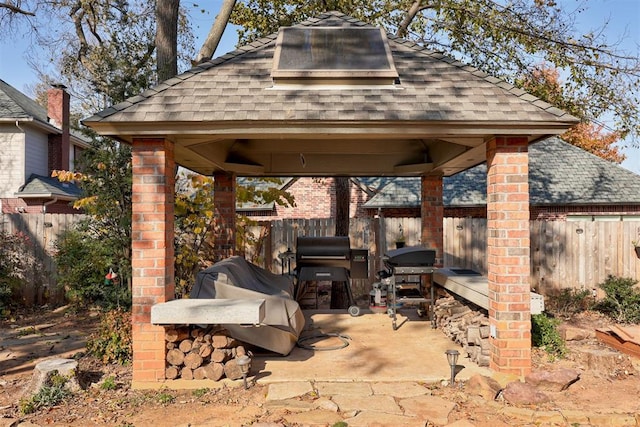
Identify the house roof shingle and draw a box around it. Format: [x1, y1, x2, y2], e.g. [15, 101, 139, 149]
[0, 79, 49, 123]
[16, 174, 82, 200]
[84, 12, 576, 126]
[364, 138, 640, 207]
[0, 79, 91, 148]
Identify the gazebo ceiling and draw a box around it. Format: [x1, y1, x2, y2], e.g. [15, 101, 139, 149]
[83, 12, 579, 177]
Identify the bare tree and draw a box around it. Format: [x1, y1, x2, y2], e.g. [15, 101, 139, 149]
[0, 2, 34, 16]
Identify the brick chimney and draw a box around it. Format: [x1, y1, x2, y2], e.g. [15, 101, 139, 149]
[47, 84, 70, 172]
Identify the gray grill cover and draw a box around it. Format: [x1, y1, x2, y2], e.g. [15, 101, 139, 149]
[191, 256, 304, 356]
[193, 256, 295, 299]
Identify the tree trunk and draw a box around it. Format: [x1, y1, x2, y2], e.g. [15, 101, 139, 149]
[156, 0, 179, 82]
[195, 0, 236, 64]
[331, 177, 350, 309]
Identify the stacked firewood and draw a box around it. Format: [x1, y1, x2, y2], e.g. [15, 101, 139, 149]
[434, 296, 491, 367]
[164, 326, 249, 381]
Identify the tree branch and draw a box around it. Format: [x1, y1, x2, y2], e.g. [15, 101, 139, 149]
[0, 2, 35, 16]
[396, 1, 434, 38]
[194, 0, 236, 64]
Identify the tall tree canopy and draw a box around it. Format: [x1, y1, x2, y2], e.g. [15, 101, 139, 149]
[230, 0, 639, 145]
[1, 0, 195, 111]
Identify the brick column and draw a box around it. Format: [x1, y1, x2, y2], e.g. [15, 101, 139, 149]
[486, 136, 531, 376]
[421, 174, 444, 266]
[131, 138, 175, 386]
[213, 172, 236, 260]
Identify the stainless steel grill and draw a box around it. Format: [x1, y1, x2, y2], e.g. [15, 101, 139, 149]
[383, 246, 437, 330]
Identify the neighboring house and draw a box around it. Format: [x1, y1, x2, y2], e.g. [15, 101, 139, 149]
[243, 137, 640, 221]
[0, 79, 89, 214]
[237, 177, 383, 219]
[442, 137, 640, 220]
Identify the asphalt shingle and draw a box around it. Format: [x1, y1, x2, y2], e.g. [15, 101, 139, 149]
[0, 79, 49, 123]
[84, 12, 576, 126]
[16, 174, 82, 199]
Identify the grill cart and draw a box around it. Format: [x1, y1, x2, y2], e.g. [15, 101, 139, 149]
[383, 246, 437, 330]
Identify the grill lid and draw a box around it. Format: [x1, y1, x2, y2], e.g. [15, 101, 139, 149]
[384, 246, 436, 267]
[296, 236, 350, 260]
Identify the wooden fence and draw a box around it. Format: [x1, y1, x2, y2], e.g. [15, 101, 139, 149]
[0, 213, 86, 304]
[442, 218, 640, 295]
[249, 217, 640, 298]
[4, 213, 640, 305]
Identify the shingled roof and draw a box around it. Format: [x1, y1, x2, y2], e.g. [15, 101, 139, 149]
[0, 79, 49, 124]
[85, 12, 573, 125]
[365, 138, 640, 207]
[84, 12, 578, 177]
[16, 174, 82, 200]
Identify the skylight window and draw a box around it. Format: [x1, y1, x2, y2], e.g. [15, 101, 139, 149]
[272, 27, 399, 85]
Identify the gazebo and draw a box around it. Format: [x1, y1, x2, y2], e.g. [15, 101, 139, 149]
[84, 12, 578, 387]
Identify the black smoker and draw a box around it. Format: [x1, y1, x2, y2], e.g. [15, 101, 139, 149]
[295, 236, 367, 316]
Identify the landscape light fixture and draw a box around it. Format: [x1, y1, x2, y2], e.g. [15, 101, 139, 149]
[236, 354, 252, 389]
[445, 349, 459, 386]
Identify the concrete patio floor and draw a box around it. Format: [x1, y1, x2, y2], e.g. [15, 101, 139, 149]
[252, 309, 492, 384]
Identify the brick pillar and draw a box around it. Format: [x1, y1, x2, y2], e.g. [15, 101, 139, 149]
[131, 138, 175, 386]
[213, 172, 236, 260]
[486, 136, 531, 376]
[420, 174, 444, 266]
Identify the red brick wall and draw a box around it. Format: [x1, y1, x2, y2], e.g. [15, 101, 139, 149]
[241, 178, 372, 220]
[1, 198, 81, 214]
[486, 136, 531, 376]
[130, 138, 175, 385]
[444, 207, 487, 218]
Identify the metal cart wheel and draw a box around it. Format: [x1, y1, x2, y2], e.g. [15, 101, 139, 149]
[348, 305, 361, 317]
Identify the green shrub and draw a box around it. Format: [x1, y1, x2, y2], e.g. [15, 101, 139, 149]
[86, 309, 132, 365]
[157, 391, 175, 405]
[531, 313, 567, 359]
[594, 275, 640, 323]
[19, 371, 71, 414]
[192, 388, 209, 398]
[100, 375, 118, 390]
[55, 229, 130, 310]
[545, 288, 593, 317]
